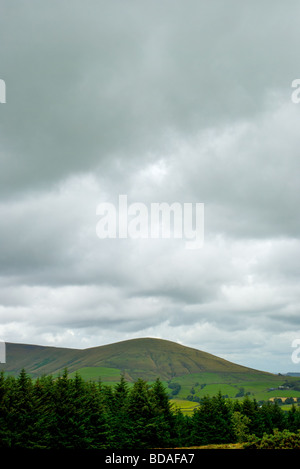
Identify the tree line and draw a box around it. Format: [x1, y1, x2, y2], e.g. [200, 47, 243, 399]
[1, 369, 300, 449]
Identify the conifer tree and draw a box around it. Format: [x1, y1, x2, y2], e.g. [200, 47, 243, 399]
[150, 378, 176, 447]
[105, 374, 131, 448]
[191, 392, 234, 445]
[84, 381, 108, 449]
[51, 368, 86, 448]
[127, 378, 155, 448]
[31, 375, 56, 448]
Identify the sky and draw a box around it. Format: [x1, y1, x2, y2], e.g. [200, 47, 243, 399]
[0, 0, 300, 373]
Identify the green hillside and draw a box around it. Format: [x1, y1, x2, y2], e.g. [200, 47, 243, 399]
[1, 337, 300, 402]
[1, 337, 267, 380]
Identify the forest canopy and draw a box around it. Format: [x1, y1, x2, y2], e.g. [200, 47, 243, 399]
[1, 369, 300, 449]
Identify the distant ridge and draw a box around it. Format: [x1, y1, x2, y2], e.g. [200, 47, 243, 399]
[0, 337, 272, 381]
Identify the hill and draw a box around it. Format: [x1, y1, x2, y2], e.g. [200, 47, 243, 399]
[0, 337, 265, 380]
[2, 337, 300, 402]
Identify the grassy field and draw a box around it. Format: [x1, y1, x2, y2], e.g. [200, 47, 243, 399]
[171, 399, 200, 415]
[67, 365, 300, 408]
[166, 371, 300, 403]
[68, 366, 122, 382]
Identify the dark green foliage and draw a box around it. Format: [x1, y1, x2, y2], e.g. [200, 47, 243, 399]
[190, 392, 234, 446]
[1, 369, 300, 449]
[0, 371, 176, 449]
[168, 382, 181, 396]
[149, 378, 177, 448]
[105, 374, 131, 449]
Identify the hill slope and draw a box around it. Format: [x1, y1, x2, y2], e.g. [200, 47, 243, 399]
[1, 337, 271, 381]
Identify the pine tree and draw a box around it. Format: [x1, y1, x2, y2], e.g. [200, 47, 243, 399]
[31, 375, 56, 448]
[105, 375, 131, 449]
[212, 391, 235, 443]
[50, 368, 88, 449]
[191, 395, 214, 445]
[84, 381, 108, 449]
[149, 378, 176, 447]
[113, 374, 129, 409]
[191, 392, 234, 445]
[127, 378, 155, 448]
[241, 394, 261, 435]
[10, 369, 35, 448]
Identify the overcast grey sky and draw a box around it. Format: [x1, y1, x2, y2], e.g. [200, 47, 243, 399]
[1, 0, 300, 373]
